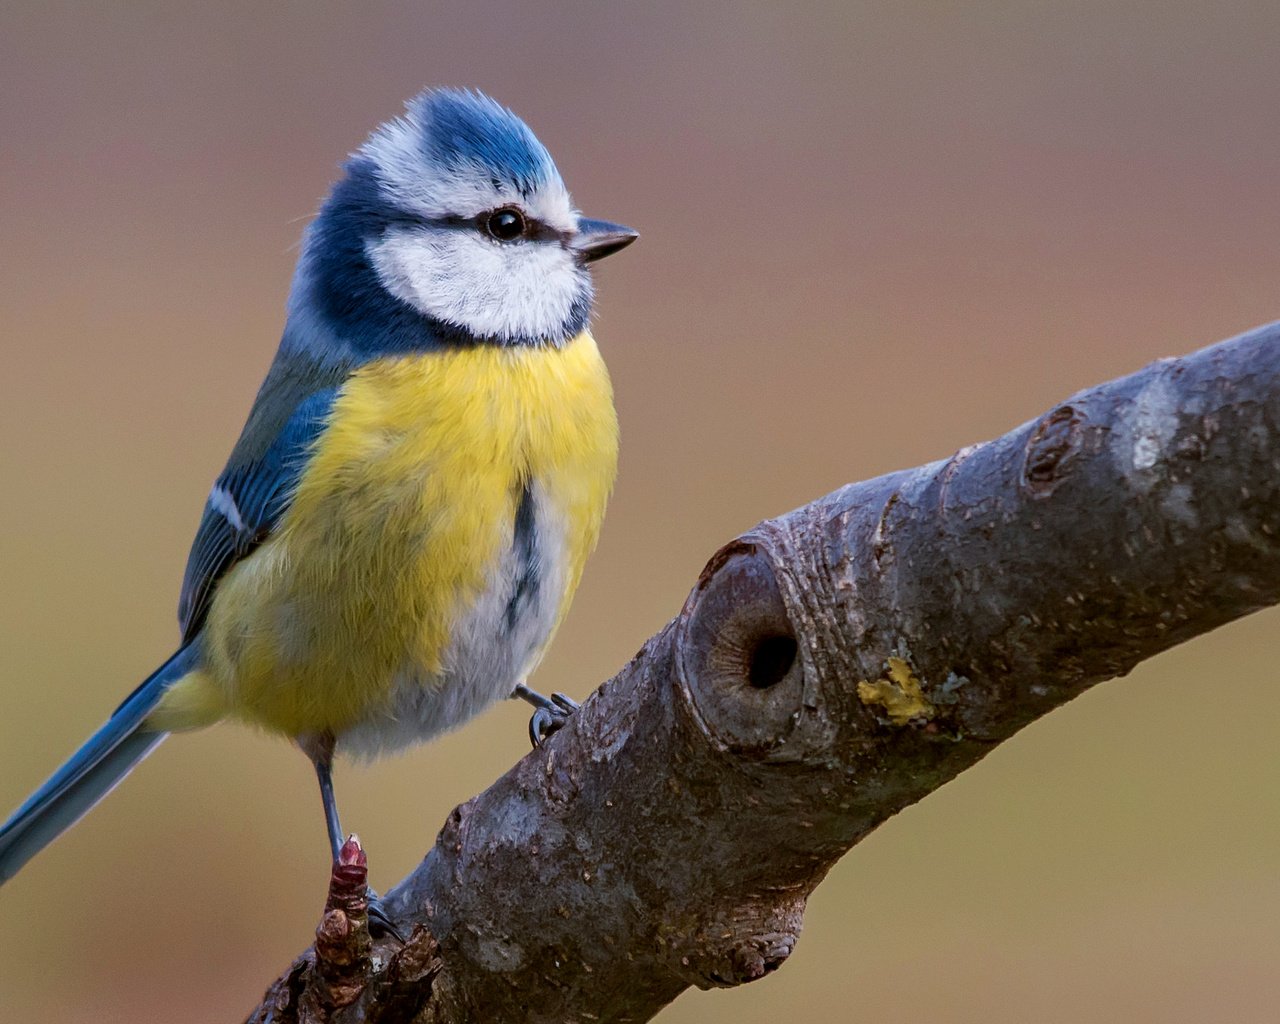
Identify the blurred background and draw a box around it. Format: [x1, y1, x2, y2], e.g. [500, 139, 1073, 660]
[2, 2, 1278, 1021]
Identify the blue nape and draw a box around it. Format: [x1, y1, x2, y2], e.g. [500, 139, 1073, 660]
[301, 158, 471, 356]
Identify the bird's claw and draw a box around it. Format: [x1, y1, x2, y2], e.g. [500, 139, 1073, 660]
[366, 887, 406, 943]
[512, 683, 580, 748]
[528, 692, 579, 748]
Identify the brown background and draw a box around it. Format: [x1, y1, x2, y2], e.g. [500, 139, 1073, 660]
[1, 3, 1277, 1021]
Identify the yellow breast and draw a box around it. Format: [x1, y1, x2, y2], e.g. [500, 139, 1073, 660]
[161, 331, 617, 739]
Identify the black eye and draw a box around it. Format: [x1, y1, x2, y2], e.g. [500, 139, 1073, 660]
[484, 207, 527, 242]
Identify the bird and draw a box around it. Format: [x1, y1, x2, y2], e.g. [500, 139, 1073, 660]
[0, 88, 636, 932]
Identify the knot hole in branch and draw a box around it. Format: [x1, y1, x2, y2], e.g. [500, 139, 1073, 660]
[1023, 403, 1085, 497]
[679, 543, 807, 754]
[748, 633, 797, 689]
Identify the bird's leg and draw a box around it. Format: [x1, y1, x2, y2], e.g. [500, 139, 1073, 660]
[304, 733, 404, 942]
[512, 682, 580, 748]
[312, 739, 345, 864]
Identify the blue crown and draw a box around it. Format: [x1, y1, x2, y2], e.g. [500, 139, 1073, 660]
[409, 89, 559, 197]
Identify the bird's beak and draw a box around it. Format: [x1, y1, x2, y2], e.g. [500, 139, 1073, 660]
[571, 218, 639, 263]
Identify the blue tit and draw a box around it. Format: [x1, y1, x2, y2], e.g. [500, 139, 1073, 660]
[0, 89, 636, 928]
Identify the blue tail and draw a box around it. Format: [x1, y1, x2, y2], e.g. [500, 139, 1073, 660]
[0, 644, 199, 884]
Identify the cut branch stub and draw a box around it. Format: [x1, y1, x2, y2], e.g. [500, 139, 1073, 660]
[678, 542, 806, 755]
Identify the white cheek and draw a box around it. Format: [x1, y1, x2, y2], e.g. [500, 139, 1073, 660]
[367, 227, 586, 342]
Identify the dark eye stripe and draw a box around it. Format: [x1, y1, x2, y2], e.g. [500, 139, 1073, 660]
[386, 208, 569, 243]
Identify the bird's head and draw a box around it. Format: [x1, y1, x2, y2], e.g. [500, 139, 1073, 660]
[294, 89, 637, 352]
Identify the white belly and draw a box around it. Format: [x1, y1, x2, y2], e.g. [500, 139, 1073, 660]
[335, 480, 568, 759]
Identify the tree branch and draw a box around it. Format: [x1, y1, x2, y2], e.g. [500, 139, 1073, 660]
[246, 322, 1280, 1023]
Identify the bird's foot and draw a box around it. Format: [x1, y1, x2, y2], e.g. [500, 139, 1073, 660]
[367, 888, 406, 943]
[512, 683, 580, 748]
[529, 693, 579, 748]
[334, 834, 405, 943]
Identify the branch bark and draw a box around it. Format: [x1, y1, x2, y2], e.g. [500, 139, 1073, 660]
[246, 322, 1280, 1024]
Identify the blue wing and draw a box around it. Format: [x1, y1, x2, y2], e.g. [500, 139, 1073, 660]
[178, 384, 340, 642]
